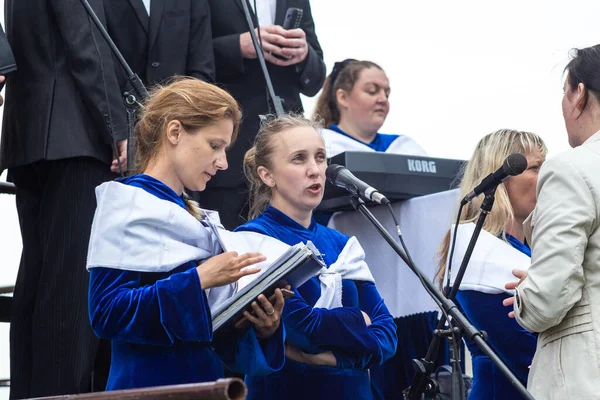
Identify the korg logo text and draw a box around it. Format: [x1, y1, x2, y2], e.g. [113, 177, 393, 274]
[407, 159, 437, 173]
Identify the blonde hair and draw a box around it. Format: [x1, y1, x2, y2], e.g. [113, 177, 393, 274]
[134, 77, 242, 220]
[244, 114, 323, 220]
[314, 60, 383, 127]
[435, 129, 547, 288]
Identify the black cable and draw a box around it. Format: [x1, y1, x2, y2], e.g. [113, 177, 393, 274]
[254, 0, 262, 45]
[240, 0, 284, 116]
[252, 0, 273, 116]
[78, 0, 149, 176]
[446, 202, 465, 296]
[384, 202, 464, 398]
[384, 202, 452, 325]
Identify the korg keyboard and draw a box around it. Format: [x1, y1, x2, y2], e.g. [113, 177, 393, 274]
[319, 152, 465, 211]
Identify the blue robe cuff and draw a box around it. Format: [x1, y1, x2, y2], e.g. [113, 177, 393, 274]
[156, 268, 214, 342]
[216, 324, 286, 376]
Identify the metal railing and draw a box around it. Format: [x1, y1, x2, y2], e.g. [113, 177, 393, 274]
[0, 181, 16, 195]
[0, 180, 15, 388]
[0, 181, 15, 324]
[0, 285, 14, 295]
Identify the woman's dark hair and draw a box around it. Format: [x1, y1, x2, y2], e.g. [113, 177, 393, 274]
[314, 59, 384, 126]
[565, 44, 600, 112]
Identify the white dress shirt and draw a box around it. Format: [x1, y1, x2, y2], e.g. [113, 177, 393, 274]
[249, 0, 277, 26]
[142, 0, 151, 15]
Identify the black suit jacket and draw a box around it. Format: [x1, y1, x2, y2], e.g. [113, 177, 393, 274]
[105, 0, 214, 88]
[0, 0, 128, 171]
[207, 0, 326, 187]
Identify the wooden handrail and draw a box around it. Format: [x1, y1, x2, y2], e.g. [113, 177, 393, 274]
[31, 378, 247, 400]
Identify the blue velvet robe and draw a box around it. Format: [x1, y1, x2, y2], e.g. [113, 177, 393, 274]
[236, 206, 398, 400]
[455, 234, 536, 400]
[88, 174, 285, 390]
[329, 124, 401, 152]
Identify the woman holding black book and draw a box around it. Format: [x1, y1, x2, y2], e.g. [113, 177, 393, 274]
[86, 78, 286, 391]
[236, 114, 398, 400]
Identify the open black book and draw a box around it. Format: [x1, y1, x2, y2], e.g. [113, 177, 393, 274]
[206, 221, 324, 334]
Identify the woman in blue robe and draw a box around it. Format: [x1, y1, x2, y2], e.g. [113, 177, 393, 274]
[314, 59, 427, 158]
[435, 129, 547, 399]
[86, 78, 286, 391]
[314, 59, 437, 398]
[236, 114, 398, 400]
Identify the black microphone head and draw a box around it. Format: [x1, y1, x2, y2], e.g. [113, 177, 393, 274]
[326, 164, 345, 185]
[503, 153, 528, 176]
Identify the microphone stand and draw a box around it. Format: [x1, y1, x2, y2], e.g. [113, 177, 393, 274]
[347, 195, 533, 400]
[406, 190, 496, 399]
[239, 0, 285, 117]
[78, 0, 149, 172]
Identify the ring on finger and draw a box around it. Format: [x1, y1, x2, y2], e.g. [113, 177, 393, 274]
[266, 308, 275, 315]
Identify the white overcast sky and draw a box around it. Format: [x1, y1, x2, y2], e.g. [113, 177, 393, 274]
[1, 0, 599, 393]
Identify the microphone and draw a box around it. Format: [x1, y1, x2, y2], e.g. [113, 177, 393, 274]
[461, 152, 528, 205]
[326, 164, 390, 205]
